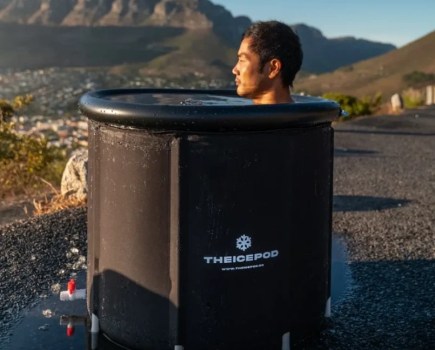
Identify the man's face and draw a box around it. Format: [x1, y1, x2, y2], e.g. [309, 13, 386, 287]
[232, 37, 271, 100]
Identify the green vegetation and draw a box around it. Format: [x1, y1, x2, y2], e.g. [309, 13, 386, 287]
[322, 92, 382, 119]
[0, 96, 67, 198]
[402, 96, 424, 108]
[403, 71, 435, 87]
[402, 88, 425, 108]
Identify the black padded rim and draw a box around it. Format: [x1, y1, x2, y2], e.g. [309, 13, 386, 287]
[79, 88, 340, 131]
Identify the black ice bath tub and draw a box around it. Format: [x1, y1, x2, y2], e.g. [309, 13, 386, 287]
[79, 89, 340, 350]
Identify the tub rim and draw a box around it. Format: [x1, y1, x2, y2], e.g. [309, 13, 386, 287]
[79, 88, 340, 131]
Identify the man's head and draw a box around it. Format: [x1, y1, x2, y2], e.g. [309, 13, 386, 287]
[232, 21, 303, 104]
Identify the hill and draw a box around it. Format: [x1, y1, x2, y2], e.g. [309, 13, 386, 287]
[293, 24, 395, 73]
[0, 23, 184, 69]
[0, 0, 396, 78]
[295, 30, 435, 98]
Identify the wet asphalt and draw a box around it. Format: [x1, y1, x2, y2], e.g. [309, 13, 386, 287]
[0, 106, 434, 349]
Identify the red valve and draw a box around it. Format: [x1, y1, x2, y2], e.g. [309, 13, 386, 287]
[66, 323, 75, 337]
[67, 279, 76, 294]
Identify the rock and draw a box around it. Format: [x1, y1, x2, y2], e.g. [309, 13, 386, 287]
[391, 93, 403, 112]
[149, 0, 212, 29]
[61, 148, 88, 200]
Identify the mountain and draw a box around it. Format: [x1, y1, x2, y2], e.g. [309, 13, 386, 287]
[0, 0, 209, 27]
[0, 0, 250, 45]
[0, 0, 396, 77]
[295, 30, 435, 98]
[294, 24, 395, 73]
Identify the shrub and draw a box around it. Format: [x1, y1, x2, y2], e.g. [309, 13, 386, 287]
[0, 96, 67, 198]
[0, 95, 33, 122]
[322, 92, 382, 119]
[402, 88, 425, 108]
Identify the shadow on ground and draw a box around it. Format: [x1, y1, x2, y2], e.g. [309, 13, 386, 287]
[333, 195, 410, 212]
[334, 148, 378, 157]
[335, 129, 435, 137]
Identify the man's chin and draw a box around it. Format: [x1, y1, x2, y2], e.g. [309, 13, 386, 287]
[236, 87, 249, 98]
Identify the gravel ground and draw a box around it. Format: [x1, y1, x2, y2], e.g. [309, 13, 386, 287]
[0, 207, 87, 347]
[0, 106, 434, 349]
[299, 106, 435, 349]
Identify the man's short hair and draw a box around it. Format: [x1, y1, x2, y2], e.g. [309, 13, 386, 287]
[242, 21, 303, 88]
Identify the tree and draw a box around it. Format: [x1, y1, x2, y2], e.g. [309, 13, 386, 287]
[403, 71, 435, 87]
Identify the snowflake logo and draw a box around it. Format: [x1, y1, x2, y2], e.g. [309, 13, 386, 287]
[236, 235, 252, 251]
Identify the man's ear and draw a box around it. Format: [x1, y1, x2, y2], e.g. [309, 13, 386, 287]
[268, 58, 282, 79]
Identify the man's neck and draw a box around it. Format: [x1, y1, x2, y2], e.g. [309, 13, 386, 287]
[252, 88, 293, 105]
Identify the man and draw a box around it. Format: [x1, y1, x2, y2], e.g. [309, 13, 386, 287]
[232, 21, 303, 104]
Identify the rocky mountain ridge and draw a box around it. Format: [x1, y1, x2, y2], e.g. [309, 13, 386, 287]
[0, 0, 396, 75]
[0, 0, 250, 42]
[0, 0, 201, 27]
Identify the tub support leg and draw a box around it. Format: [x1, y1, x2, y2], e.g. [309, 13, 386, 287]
[325, 297, 331, 318]
[90, 314, 100, 350]
[282, 332, 291, 350]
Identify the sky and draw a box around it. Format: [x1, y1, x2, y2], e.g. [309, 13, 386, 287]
[211, 0, 435, 47]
